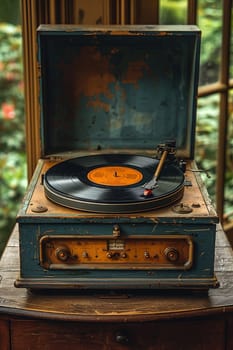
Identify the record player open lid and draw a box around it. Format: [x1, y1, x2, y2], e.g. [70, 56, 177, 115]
[37, 25, 201, 159]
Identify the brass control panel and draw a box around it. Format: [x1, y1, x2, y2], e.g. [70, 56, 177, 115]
[40, 234, 193, 270]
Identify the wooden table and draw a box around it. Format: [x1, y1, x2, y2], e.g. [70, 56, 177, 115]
[0, 225, 233, 349]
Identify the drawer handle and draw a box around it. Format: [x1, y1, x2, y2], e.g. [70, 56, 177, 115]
[115, 330, 129, 344]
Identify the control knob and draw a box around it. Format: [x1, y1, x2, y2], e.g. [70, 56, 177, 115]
[164, 247, 179, 262]
[106, 252, 113, 259]
[55, 247, 71, 262]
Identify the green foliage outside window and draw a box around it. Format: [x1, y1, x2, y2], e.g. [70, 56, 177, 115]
[0, 24, 27, 256]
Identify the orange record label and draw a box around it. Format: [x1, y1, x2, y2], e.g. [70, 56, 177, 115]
[87, 166, 143, 186]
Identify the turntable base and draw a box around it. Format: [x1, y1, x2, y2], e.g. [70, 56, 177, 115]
[16, 157, 218, 290]
[43, 153, 185, 213]
[26, 158, 215, 219]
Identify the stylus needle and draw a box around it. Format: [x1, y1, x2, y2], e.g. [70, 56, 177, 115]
[143, 149, 168, 197]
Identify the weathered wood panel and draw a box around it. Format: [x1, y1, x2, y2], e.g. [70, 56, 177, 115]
[0, 319, 10, 350]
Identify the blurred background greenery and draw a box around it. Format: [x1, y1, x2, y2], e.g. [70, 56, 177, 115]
[0, 0, 232, 256]
[0, 1, 27, 255]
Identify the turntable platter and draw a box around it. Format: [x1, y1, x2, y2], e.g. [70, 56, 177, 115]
[43, 154, 184, 213]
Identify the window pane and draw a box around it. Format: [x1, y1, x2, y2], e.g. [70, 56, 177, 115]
[195, 94, 220, 204]
[0, 13, 27, 256]
[159, 0, 187, 24]
[198, 0, 222, 85]
[231, 5, 233, 79]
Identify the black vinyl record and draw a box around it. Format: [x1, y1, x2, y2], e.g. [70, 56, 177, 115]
[43, 154, 184, 213]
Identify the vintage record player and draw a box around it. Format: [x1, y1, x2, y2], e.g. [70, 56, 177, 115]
[15, 25, 219, 290]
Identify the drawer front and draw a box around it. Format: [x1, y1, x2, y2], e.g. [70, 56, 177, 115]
[11, 318, 225, 350]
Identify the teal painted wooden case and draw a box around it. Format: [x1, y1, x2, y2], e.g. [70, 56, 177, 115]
[15, 25, 219, 290]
